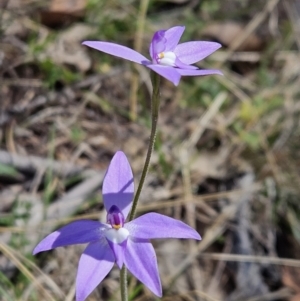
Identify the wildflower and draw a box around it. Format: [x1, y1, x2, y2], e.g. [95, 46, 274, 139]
[33, 151, 201, 301]
[82, 26, 222, 86]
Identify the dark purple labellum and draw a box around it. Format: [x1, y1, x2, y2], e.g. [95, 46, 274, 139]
[152, 30, 167, 62]
[107, 205, 125, 229]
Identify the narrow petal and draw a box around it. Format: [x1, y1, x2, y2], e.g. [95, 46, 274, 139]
[177, 68, 223, 77]
[174, 41, 222, 64]
[82, 41, 150, 65]
[105, 228, 129, 269]
[102, 151, 134, 219]
[124, 238, 162, 297]
[107, 239, 127, 269]
[33, 220, 106, 254]
[147, 64, 181, 86]
[76, 240, 115, 301]
[125, 213, 201, 240]
[164, 26, 185, 51]
[175, 57, 198, 70]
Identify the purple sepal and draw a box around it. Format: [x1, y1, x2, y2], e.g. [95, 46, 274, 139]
[76, 240, 114, 301]
[163, 26, 185, 51]
[124, 237, 162, 297]
[125, 212, 201, 240]
[147, 65, 181, 86]
[174, 41, 222, 65]
[33, 220, 105, 255]
[177, 69, 223, 76]
[82, 41, 150, 65]
[102, 151, 134, 219]
[175, 57, 198, 70]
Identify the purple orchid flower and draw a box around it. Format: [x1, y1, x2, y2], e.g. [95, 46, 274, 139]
[33, 151, 201, 301]
[82, 26, 222, 86]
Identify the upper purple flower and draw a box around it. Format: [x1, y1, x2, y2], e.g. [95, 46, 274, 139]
[33, 151, 201, 301]
[82, 26, 222, 86]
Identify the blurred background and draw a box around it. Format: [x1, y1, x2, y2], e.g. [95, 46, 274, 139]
[1, 0, 300, 300]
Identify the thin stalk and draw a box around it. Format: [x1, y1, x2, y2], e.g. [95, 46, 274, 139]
[129, 0, 150, 121]
[129, 72, 161, 221]
[120, 266, 128, 301]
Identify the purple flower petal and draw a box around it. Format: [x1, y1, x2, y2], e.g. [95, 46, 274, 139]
[107, 239, 127, 269]
[105, 227, 129, 269]
[176, 68, 223, 77]
[150, 30, 167, 60]
[175, 57, 198, 70]
[33, 220, 105, 254]
[149, 26, 184, 59]
[163, 26, 185, 51]
[174, 41, 222, 65]
[124, 238, 162, 297]
[82, 41, 150, 65]
[102, 151, 134, 219]
[125, 213, 201, 240]
[76, 241, 115, 301]
[146, 64, 181, 86]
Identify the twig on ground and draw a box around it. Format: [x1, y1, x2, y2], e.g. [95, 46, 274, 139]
[0, 149, 85, 177]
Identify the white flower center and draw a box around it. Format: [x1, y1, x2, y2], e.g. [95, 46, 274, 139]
[157, 51, 176, 66]
[105, 228, 129, 244]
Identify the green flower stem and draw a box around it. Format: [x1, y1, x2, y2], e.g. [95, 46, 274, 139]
[129, 72, 161, 221]
[120, 266, 128, 301]
[121, 73, 160, 301]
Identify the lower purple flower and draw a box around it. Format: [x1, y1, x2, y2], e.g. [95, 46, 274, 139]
[33, 151, 201, 301]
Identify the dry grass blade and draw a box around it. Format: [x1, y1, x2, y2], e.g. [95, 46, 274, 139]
[65, 283, 76, 301]
[200, 253, 300, 268]
[165, 173, 254, 288]
[138, 183, 261, 211]
[245, 288, 293, 301]
[0, 150, 85, 177]
[129, 0, 150, 121]
[216, 0, 280, 66]
[283, 0, 300, 49]
[163, 290, 221, 301]
[8, 245, 65, 299]
[164, 201, 238, 288]
[180, 91, 227, 152]
[0, 243, 57, 301]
